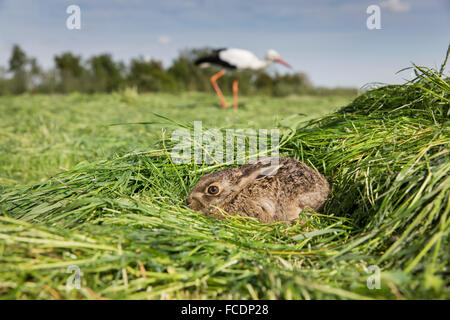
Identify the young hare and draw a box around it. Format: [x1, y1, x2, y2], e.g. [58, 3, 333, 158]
[186, 157, 330, 222]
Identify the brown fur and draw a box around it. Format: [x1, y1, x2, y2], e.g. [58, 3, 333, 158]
[186, 157, 330, 222]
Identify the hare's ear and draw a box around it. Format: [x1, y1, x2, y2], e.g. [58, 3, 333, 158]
[237, 159, 281, 187]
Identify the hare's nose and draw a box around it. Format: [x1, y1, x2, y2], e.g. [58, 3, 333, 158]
[185, 198, 191, 206]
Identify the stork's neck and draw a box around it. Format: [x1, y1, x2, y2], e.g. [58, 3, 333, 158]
[256, 59, 273, 70]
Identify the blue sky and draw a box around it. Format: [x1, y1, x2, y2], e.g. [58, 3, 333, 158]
[0, 0, 449, 87]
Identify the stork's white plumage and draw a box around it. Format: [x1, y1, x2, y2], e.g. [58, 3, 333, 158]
[217, 49, 268, 70]
[195, 48, 291, 108]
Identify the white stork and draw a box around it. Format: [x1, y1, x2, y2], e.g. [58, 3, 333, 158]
[195, 48, 291, 109]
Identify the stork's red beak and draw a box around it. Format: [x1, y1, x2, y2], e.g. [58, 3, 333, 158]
[275, 58, 292, 69]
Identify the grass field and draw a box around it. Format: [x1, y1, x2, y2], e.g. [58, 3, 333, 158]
[0, 59, 448, 299]
[0, 92, 349, 186]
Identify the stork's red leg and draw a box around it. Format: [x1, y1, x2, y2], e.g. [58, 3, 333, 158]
[232, 80, 239, 109]
[210, 69, 226, 108]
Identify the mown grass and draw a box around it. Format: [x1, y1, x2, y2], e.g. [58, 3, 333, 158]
[0, 92, 349, 186]
[0, 51, 449, 299]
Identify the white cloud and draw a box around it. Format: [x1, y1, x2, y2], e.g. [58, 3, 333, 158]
[157, 35, 172, 45]
[380, 0, 410, 12]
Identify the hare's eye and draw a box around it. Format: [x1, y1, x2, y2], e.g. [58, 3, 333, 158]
[207, 185, 219, 195]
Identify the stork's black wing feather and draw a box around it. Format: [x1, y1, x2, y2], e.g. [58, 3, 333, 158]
[194, 48, 237, 69]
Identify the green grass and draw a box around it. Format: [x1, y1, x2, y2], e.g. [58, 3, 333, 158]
[0, 92, 349, 186]
[0, 54, 449, 299]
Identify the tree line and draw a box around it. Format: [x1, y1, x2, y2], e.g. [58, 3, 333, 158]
[0, 44, 357, 96]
